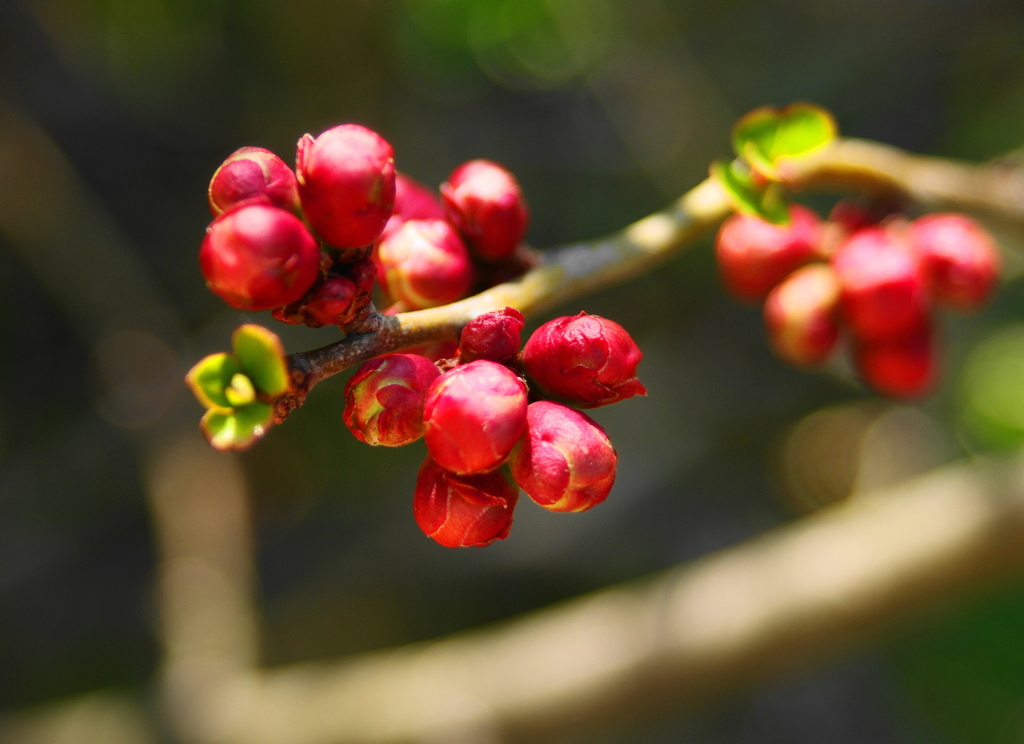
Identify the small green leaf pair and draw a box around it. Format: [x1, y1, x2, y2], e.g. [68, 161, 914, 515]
[710, 103, 837, 224]
[186, 324, 291, 450]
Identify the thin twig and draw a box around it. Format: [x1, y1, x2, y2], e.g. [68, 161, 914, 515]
[280, 138, 1024, 417]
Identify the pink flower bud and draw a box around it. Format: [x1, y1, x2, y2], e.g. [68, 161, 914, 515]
[374, 219, 474, 309]
[380, 172, 447, 239]
[423, 360, 528, 474]
[714, 204, 823, 303]
[853, 321, 936, 399]
[459, 307, 525, 365]
[272, 257, 376, 328]
[413, 458, 519, 548]
[907, 213, 1000, 311]
[521, 313, 646, 409]
[296, 124, 396, 249]
[208, 146, 300, 217]
[199, 203, 320, 311]
[832, 227, 929, 342]
[343, 353, 441, 447]
[441, 159, 529, 261]
[508, 401, 617, 512]
[763, 263, 841, 367]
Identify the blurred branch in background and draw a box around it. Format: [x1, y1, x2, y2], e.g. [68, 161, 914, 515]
[6, 447, 1024, 744]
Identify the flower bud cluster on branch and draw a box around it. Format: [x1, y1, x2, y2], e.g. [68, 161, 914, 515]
[186, 103, 1024, 547]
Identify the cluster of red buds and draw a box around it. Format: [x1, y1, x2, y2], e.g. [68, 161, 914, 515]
[715, 202, 1001, 397]
[343, 309, 646, 547]
[200, 123, 531, 329]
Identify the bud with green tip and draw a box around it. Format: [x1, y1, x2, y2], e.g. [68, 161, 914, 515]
[343, 354, 441, 447]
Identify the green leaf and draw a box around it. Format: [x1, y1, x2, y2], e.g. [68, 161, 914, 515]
[200, 402, 274, 451]
[186, 352, 241, 411]
[710, 160, 790, 224]
[731, 103, 838, 181]
[232, 324, 290, 397]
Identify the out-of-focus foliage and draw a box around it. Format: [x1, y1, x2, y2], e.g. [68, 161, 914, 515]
[2, 0, 1024, 741]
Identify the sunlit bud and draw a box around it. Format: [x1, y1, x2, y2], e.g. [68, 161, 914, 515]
[907, 213, 1000, 311]
[521, 312, 646, 409]
[832, 226, 929, 342]
[208, 146, 300, 217]
[423, 360, 528, 475]
[508, 401, 617, 513]
[763, 263, 841, 367]
[714, 204, 824, 303]
[343, 353, 441, 447]
[374, 219, 474, 309]
[459, 307, 525, 365]
[296, 124, 395, 249]
[380, 172, 447, 239]
[413, 458, 519, 548]
[199, 203, 320, 311]
[441, 159, 529, 261]
[853, 321, 936, 399]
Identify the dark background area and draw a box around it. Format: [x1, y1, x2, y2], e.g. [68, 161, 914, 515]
[3, 0, 1024, 741]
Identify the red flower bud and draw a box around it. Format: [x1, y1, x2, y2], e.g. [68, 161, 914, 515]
[374, 219, 474, 309]
[714, 204, 823, 303]
[208, 146, 300, 217]
[343, 353, 441, 447]
[199, 203, 320, 311]
[853, 321, 936, 399]
[763, 263, 841, 367]
[441, 159, 529, 261]
[273, 257, 376, 328]
[907, 213, 1000, 311]
[521, 313, 646, 409]
[832, 227, 929, 342]
[459, 307, 525, 365]
[508, 401, 617, 512]
[423, 360, 528, 474]
[413, 458, 519, 548]
[380, 172, 447, 239]
[296, 124, 396, 249]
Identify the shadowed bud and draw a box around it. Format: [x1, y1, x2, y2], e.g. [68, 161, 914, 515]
[441, 159, 529, 261]
[522, 313, 646, 409]
[273, 258, 376, 328]
[374, 219, 474, 309]
[200, 203, 320, 310]
[508, 401, 617, 512]
[344, 354, 441, 447]
[832, 227, 929, 342]
[853, 321, 936, 399]
[423, 360, 528, 474]
[714, 204, 823, 302]
[296, 124, 395, 249]
[763, 263, 841, 367]
[413, 458, 519, 548]
[907, 213, 1000, 311]
[208, 146, 300, 216]
[380, 172, 447, 240]
[459, 307, 525, 365]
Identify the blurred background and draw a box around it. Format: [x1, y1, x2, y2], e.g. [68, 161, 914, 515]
[3, 0, 1024, 741]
